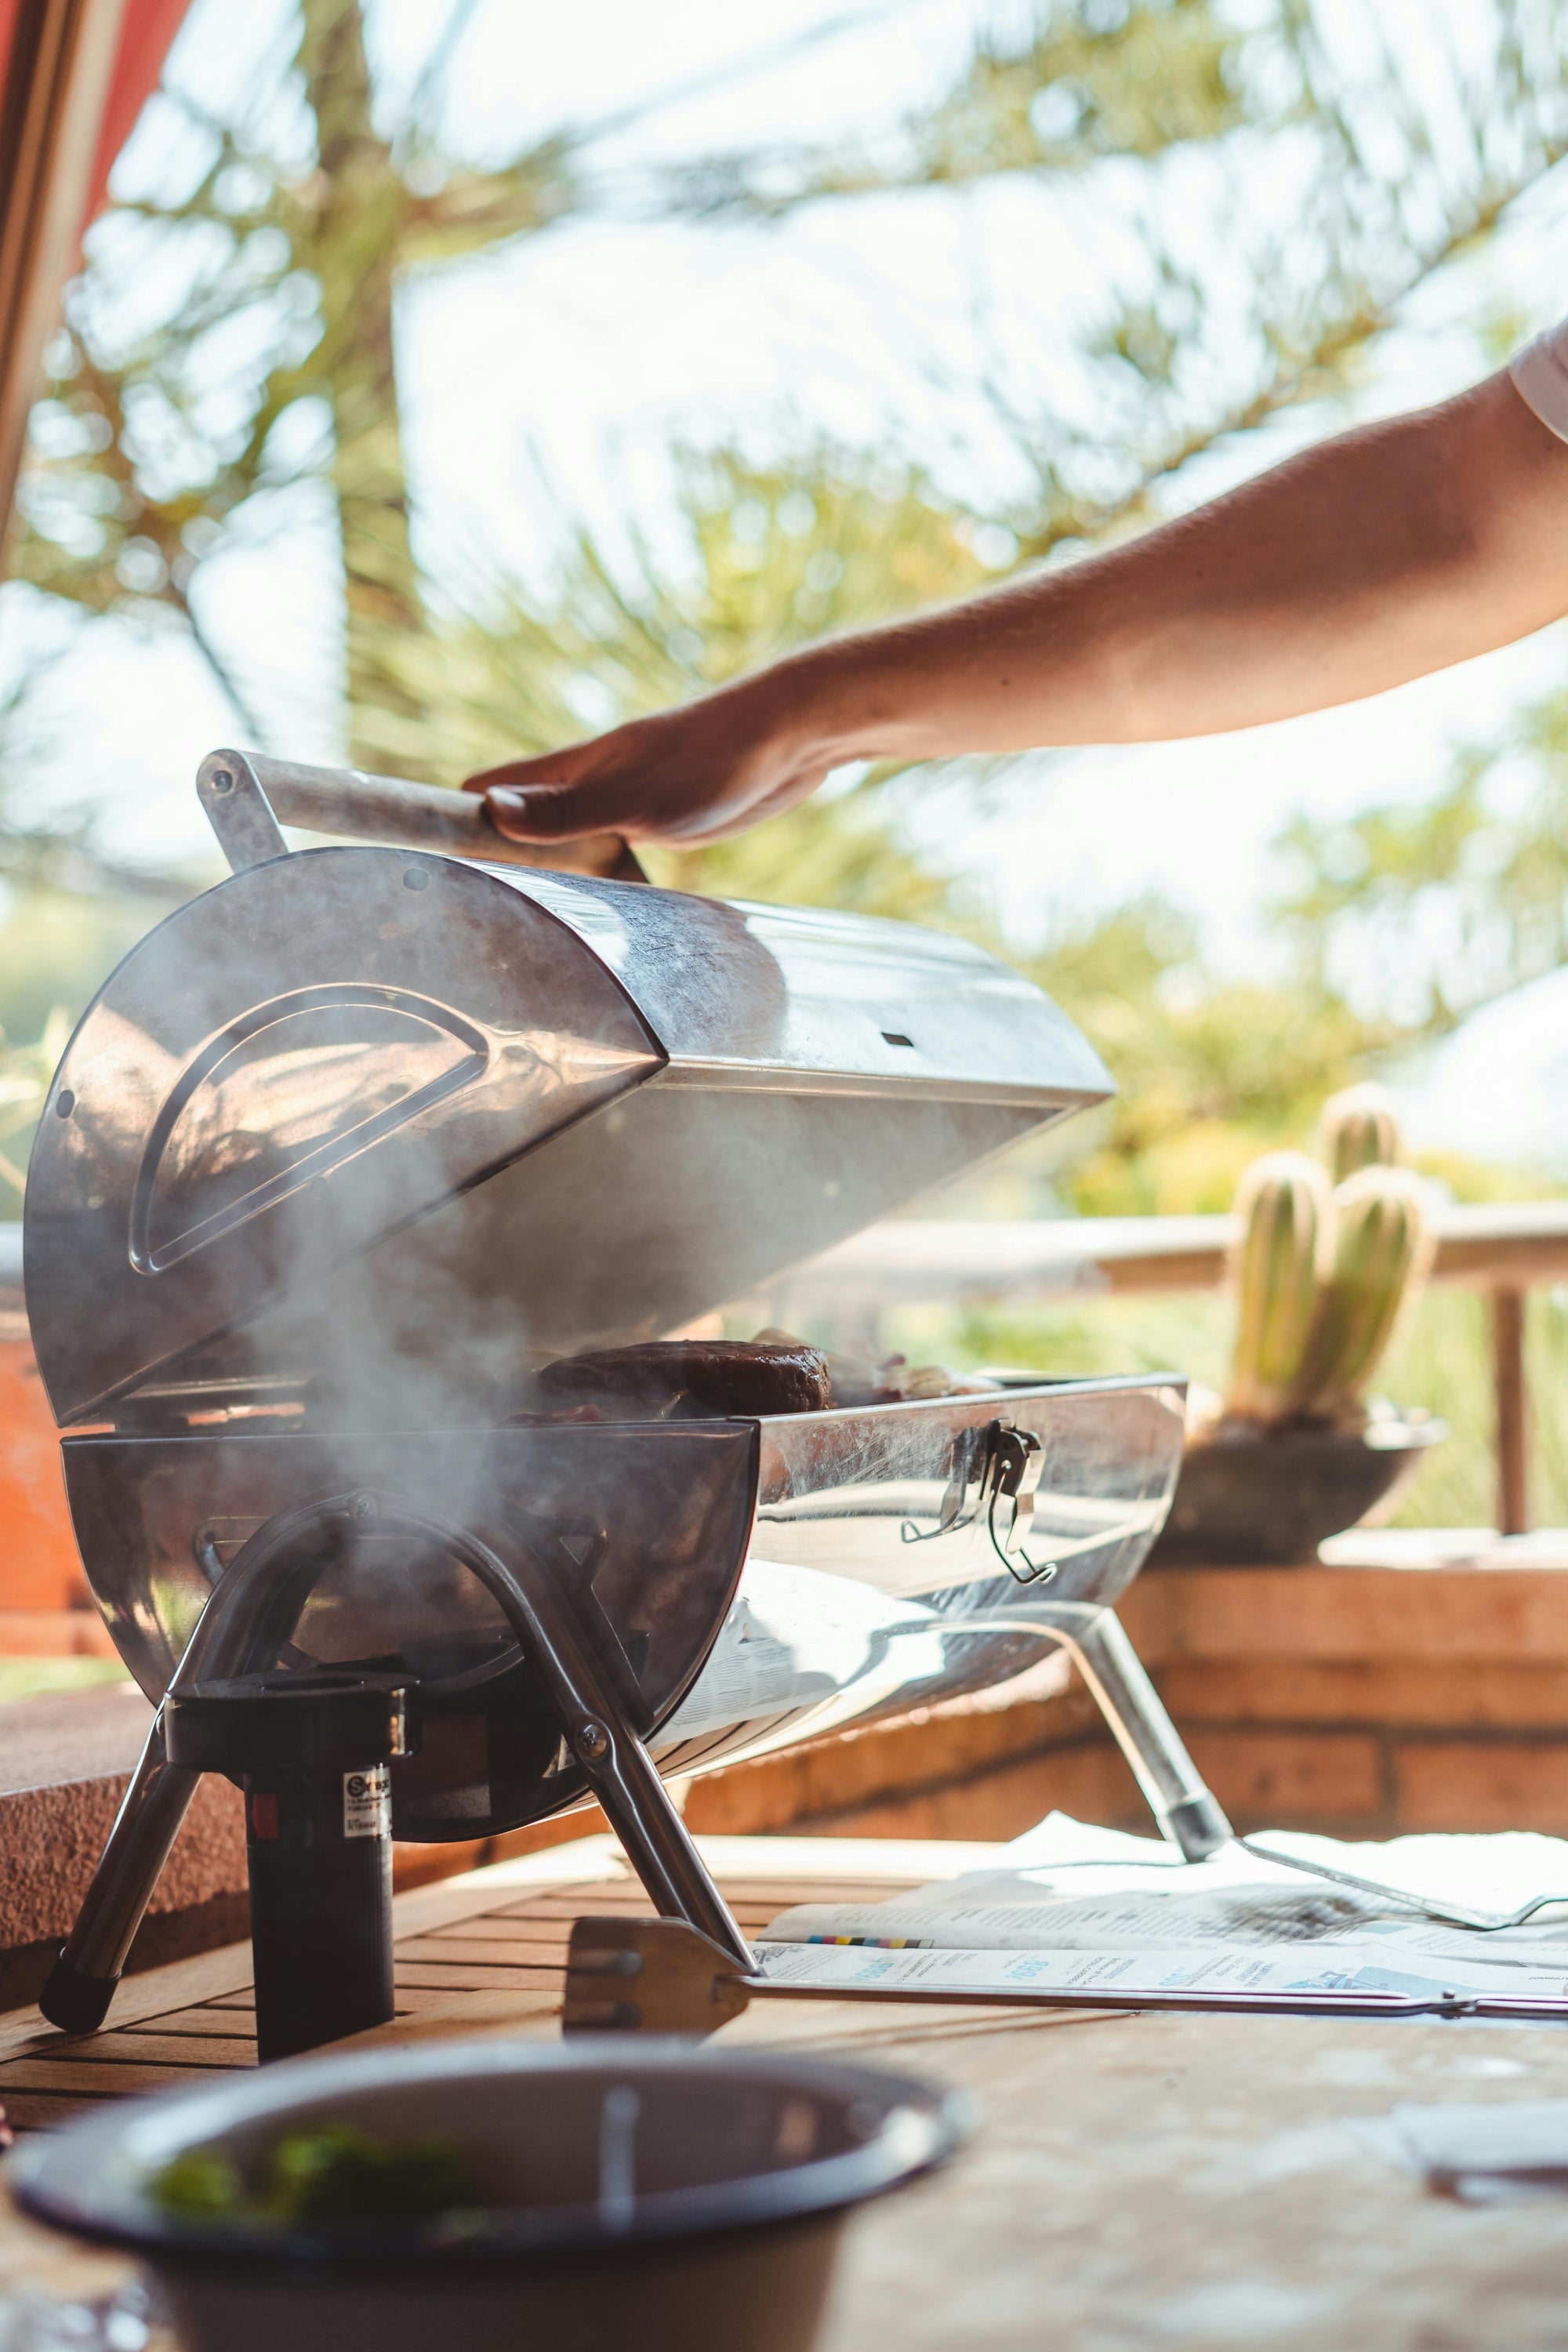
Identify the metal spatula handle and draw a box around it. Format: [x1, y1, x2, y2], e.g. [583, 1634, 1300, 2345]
[196, 748, 644, 880]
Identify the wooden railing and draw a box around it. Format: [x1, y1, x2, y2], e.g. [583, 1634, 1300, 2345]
[771, 1200, 1568, 1537]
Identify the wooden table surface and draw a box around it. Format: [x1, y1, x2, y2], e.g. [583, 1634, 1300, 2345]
[5, 1831, 1568, 2350]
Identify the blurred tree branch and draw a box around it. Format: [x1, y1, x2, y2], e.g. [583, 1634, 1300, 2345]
[1275, 681, 1568, 1037]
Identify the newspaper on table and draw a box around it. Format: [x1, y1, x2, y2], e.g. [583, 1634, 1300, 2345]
[752, 1813, 1568, 2008]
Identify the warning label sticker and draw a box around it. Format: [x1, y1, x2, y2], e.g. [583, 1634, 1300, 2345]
[343, 1764, 391, 1840]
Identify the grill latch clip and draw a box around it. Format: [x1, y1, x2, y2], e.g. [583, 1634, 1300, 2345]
[985, 1425, 1057, 1584]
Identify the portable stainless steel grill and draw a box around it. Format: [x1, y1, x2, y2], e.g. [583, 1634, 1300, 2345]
[25, 749, 1229, 2056]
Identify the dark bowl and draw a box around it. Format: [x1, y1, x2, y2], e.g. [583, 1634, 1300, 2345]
[7, 2036, 969, 2352]
[1144, 1413, 1446, 1569]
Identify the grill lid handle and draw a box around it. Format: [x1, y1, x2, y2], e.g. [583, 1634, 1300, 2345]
[195, 748, 645, 881]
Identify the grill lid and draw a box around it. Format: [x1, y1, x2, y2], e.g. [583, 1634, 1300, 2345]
[24, 768, 1112, 1428]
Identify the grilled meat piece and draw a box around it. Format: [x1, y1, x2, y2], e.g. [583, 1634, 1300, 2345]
[751, 1327, 896, 1408]
[753, 1327, 1000, 1407]
[532, 1339, 833, 1421]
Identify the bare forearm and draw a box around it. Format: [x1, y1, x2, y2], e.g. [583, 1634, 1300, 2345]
[470, 368, 1568, 848]
[757, 371, 1568, 764]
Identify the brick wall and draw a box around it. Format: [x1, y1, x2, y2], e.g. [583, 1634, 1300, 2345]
[0, 1334, 90, 1614]
[688, 1564, 1568, 1844]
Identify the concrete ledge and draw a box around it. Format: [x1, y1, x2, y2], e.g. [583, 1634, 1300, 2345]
[1121, 1564, 1568, 1665]
[683, 1655, 1082, 1835]
[0, 1685, 248, 2008]
[0, 1686, 593, 2002]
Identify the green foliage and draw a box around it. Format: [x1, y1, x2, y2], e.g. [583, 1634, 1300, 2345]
[1276, 689, 1568, 1029]
[866, 0, 1247, 186]
[347, 446, 988, 920]
[0, 893, 157, 1207]
[347, 449, 996, 786]
[1342, 1283, 1568, 1531]
[0, 1010, 71, 1198]
[0, 891, 150, 1044]
[151, 2151, 249, 2222]
[0, 1655, 129, 1708]
[11, 0, 1568, 984]
[1023, 898, 1398, 1214]
[1377, 1287, 1498, 1527]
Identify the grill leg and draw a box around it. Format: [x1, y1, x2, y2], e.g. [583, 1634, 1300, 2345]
[38, 1519, 371, 2042]
[39, 1720, 201, 2033]
[1065, 1610, 1232, 1860]
[466, 1530, 756, 1971]
[567, 1700, 755, 1970]
[38, 1565, 249, 2038]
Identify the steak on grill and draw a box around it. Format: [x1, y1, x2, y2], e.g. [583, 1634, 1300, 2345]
[526, 1339, 833, 1422]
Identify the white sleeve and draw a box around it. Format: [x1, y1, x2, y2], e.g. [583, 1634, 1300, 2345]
[1510, 318, 1568, 443]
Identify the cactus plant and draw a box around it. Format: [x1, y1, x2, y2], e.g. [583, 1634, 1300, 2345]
[1318, 1082, 1402, 1185]
[1225, 1151, 1332, 1424]
[1290, 1165, 1436, 1425]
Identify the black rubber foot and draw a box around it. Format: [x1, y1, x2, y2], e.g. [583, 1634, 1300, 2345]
[39, 1952, 119, 2034]
[1163, 1792, 1233, 1863]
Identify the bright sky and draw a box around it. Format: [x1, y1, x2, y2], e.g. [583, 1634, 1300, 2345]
[6, 0, 1568, 1018]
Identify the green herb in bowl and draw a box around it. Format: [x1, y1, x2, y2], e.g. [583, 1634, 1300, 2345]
[153, 2123, 482, 2229]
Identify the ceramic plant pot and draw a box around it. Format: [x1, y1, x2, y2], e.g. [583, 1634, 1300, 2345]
[1145, 1411, 1446, 1568]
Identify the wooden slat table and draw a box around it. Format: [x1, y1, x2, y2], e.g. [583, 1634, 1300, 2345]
[9, 1832, 1568, 2350]
[0, 1833, 959, 2130]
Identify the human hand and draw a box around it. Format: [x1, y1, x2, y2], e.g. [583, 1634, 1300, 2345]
[464, 675, 840, 849]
